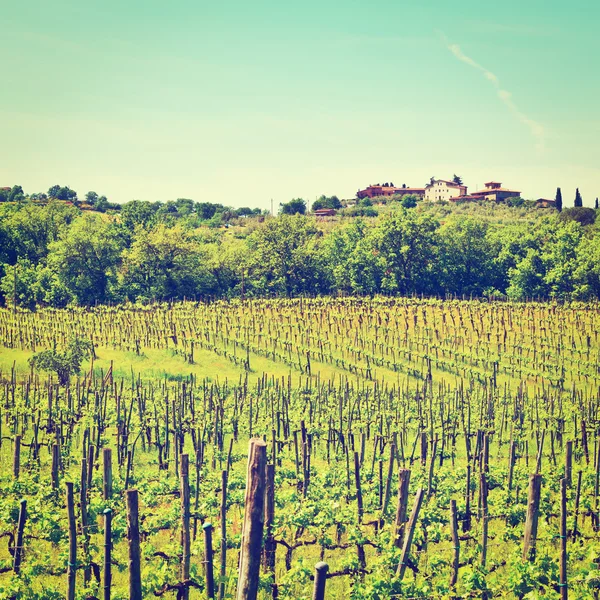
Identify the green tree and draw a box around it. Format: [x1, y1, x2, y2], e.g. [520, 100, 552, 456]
[8, 185, 25, 202]
[248, 215, 329, 296]
[118, 224, 217, 301]
[48, 185, 77, 201]
[279, 198, 306, 215]
[558, 207, 596, 226]
[312, 195, 342, 211]
[438, 218, 496, 296]
[120, 200, 160, 231]
[507, 248, 547, 300]
[372, 211, 440, 295]
[453, 174, 463, 185]
[574, 188, 583, 207]
[47, 214, 124, 305]
[400, 194, 418, 209]
[86, 191, 99, 205]
[29, 338, 93, 386]
[555, 187, 562, 212]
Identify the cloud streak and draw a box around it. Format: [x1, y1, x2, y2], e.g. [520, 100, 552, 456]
[443, 37, 545, 149]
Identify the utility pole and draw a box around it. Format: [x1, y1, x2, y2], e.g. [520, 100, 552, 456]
[270, 198, 273, 216]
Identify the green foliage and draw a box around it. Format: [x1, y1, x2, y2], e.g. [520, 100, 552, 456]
[558, 207, 596, 226]
[312, 195, 342, 211]
[399, 194, 419, 208]
[29, 337, 93, 385]
[118, 224, 218, 301]
[280, 198, 307, 215]
[47, 214, 124, 305]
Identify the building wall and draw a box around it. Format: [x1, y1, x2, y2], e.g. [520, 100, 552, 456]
[424, 181, 467, 202]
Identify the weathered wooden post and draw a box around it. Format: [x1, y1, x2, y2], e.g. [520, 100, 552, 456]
[103, 508, 112, 600]
[13, 435, 21, 480]
[13, 499, 26, 574]
[523, 474, 542, 561]
[565, 441, 573, 486]
[126, 489, 142, 600]
[220, 470, 228, 600]
[66, 482, 77, 600]
[312, 561, 329, 600]
[204, 523, 215, 599]
[236, 438, 267, 600]
[559, 478, 568, 600]
[103, 448, 113, 501]
[449, 499, 460, 589]
[393, 468, 411, 548]
[181, 454, 191, 600]
[397, 488, 425, 580]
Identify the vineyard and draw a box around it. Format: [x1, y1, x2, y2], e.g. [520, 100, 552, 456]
[0, 297, 599, 599]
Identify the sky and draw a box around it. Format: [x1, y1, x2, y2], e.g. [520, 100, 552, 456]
[1, 0, 599, 209]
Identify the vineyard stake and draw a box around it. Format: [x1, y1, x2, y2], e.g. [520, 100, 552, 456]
[203, 523, 215, 599]
[66, 482, 77, 600]
[220, 470, 228, 600]
[126, 489, 142, 600]
[181, 453, 191, 600]
[559, 478, 568, 600]
[522, 473, 542, 561]
[397, 488, 424, 580]
[103, 508, 112, 600]
[312, 561, 329, 600]
[236, 438, 267, 600]
[13, 499, 26, 574]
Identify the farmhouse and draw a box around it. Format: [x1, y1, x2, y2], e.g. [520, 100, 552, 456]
[313, 208, 337, 217]
[424, 180, 468, 202]
[357, 184, 425, 200]
[469, 181, 521, 202]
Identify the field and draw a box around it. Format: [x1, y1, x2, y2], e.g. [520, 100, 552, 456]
[0, 297, 599, 599]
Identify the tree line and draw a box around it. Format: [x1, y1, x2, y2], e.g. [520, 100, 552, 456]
[0, 198, 599, 308]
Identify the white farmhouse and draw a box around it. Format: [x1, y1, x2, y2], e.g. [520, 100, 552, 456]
[424, 179, 468, 202]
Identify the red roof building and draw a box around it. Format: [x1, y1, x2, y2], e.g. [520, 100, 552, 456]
[357, 185, 425, 199]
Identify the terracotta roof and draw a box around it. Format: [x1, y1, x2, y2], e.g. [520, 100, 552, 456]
[426, 180, 465, 189]
[471, 188, 521, 195]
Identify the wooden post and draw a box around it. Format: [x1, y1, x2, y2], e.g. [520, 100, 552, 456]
[381, 443, 395, 518]
[565, 441, 573, 486]
[449, 499, 460, 588]
[204, 523, 215, 599]
[13, 435, 21, 480]
[523, 473, 542, 561]
[52, 443, 60, 492]
[396, 488, 425, 580]
[312, 561, 329, 600]
[103, 448, 113, 501]
[263, 464, 276, 576]
[13, 499, 26, 574]
[103, 508, 112, 600]
[480, 473, 489, 567]
[236, 438, 267, 600]
[393, 468, 411, 547]
[507, 440, 517, 491]
[126, 489, 142, 600]
[181, 454, 191, 600]
[66, 482, 77, 600]
[220, 470, 228, 600]
[80, 458, 91, 585]
[559, 478, 568, 600]
[463, 464, 472, 532]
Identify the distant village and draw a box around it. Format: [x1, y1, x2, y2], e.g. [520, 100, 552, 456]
[310, 177, 555, 217]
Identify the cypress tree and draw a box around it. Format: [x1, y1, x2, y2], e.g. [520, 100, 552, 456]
[574, 188, 583, 207]
[555, 187, 562, 212]
[595, 197, 599, 210]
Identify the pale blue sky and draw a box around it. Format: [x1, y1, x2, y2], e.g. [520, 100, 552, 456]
[1, 0, 598, 207]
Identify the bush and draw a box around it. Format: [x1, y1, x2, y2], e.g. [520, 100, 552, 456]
[558, 207, 596, 226]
